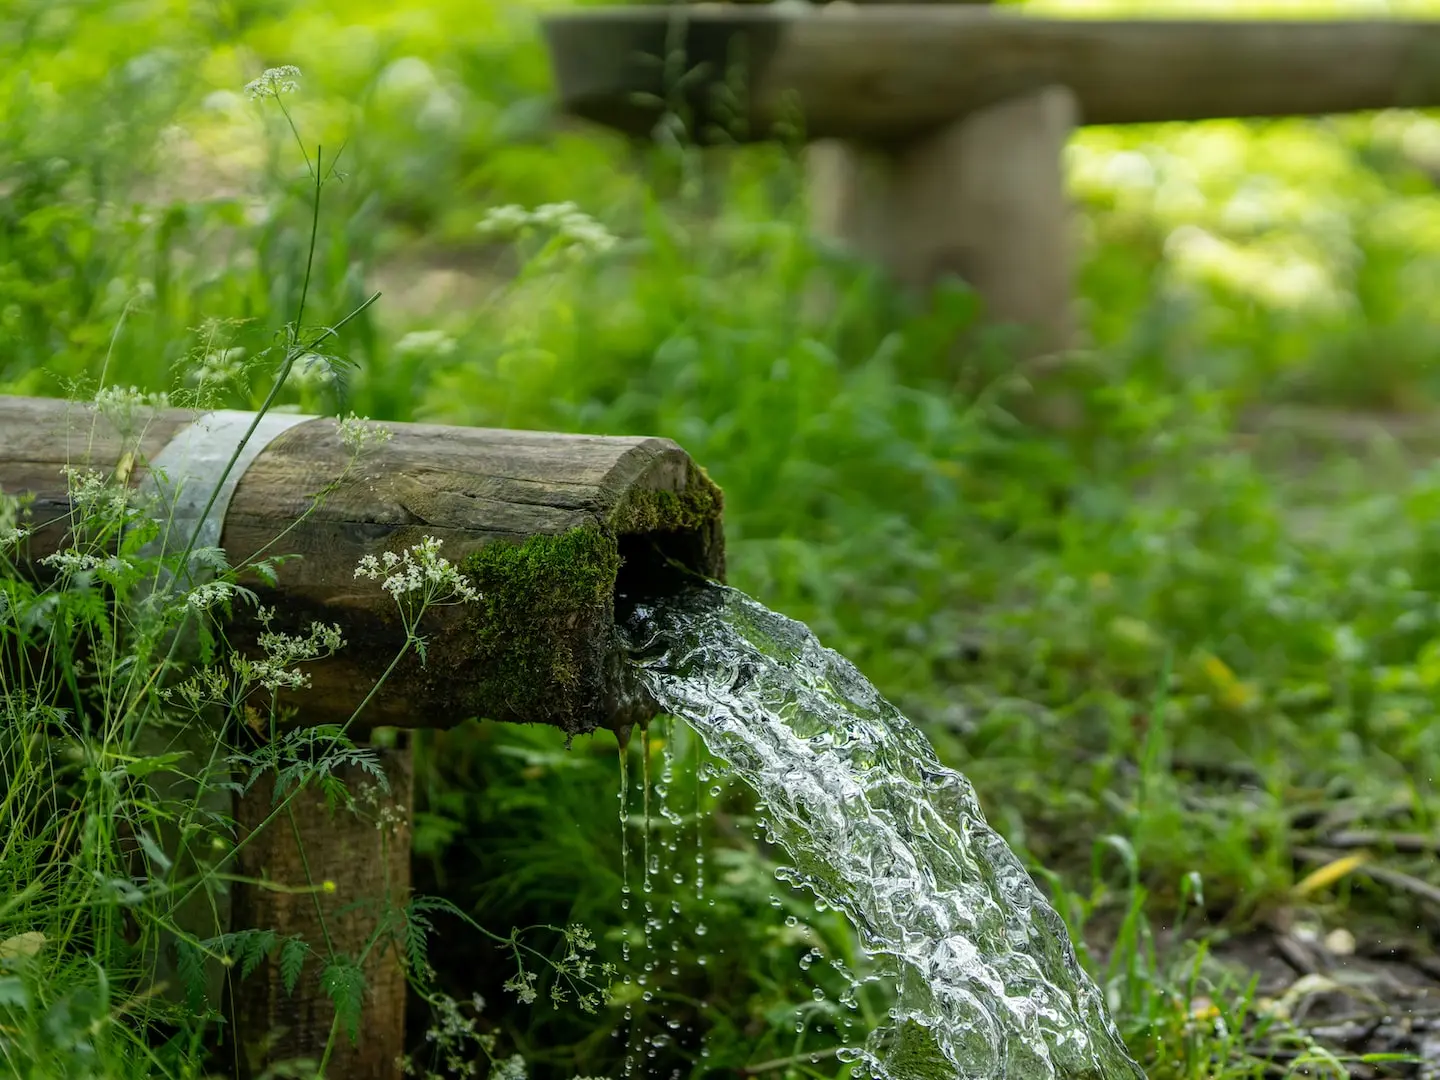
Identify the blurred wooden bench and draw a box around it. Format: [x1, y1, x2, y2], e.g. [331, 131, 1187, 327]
[543, 6, 1440, 360]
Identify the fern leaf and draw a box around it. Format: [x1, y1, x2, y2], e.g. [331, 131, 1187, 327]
[279, 936, 308, 995]
[242, 929, 278, 980]
[320, 957, 366, 1043]
[174, 938, 206, 1012]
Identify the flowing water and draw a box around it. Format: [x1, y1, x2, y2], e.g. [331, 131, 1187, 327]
[619, 584, 1145, 1080]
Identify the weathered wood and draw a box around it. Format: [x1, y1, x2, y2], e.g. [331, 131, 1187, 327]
[544, 7, 1440, 143]
[0, 393, 726, 1080]
[1, 394, 725, 735]
[229, 742, 413, 1080]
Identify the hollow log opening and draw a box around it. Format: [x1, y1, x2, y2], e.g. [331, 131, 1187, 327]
[0, 394, 726, 1080]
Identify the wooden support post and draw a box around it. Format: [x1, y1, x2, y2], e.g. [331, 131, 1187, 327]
[0, 395, 725, 1080]
[807, 84, 1079, 359]
[230, 741, 413, 1079]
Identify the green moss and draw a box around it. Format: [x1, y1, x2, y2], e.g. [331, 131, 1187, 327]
[447, 468, 722, 731]
[609, 463, 723, 535]
[456, 527, 623, 731]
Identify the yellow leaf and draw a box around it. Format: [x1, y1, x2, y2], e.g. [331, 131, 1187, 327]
[0, 932, 45, 964]
[1200, 652, 1237, 689]
[1293, 853, 1369, 898]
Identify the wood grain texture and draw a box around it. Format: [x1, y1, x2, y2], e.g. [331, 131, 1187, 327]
[544, 7, 1440, 142]
[227, 742, 413, 1080]
[2, 395, 724, 1080]
[0, 395, 725, 735]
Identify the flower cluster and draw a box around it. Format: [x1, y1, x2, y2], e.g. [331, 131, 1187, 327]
[477, 202, 617, 258]
[232, 613, 344, 691]
[94, 385, 171, 436]
[337, 413, 393, 454]
[402, 993, 500, 1080]
[189, 346, 247, 387]
[354, 538, 481, 615]
[356, 780, 408, 835]
[39, 551, 131, 577]
[62, 466, 144, 526]
[245, 65, 302, 100]
[394, 330, 458, 359]
[162, 666, 232, 710]
[185, 580, 237, 611]
[501, 968, 538, 1006]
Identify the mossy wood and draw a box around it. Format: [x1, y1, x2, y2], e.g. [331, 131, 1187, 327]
[543, 7, 1440, 143]
[1, 394, 725, 736]
[1, 393, 724, 1080]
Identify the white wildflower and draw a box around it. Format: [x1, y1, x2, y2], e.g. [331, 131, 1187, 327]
[491, 1056, 528, 1080]
[244, 65, 302, 100]
[186, 581, 236, 611]
[337, 413, 393, 454]
[354, 537, 481, 614]
[165, 666, 231, 708]
[39, 551, 104, 575]
[374, 802, 407, 833]
[477, 202, 617, 258]
[61, 466, 142, 525]
[502, 969, 539, 1006]
[236, 620, 344, 691]
[394, 330, 458, 359]
[190, 346, 247, 386]
[0, 527, 29, 548]
[93, 385, 170, 437]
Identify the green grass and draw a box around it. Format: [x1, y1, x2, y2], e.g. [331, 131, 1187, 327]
[5, 0, 1440, 1077]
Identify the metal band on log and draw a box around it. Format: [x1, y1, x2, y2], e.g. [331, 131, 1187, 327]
[0, 394, 724, 1079]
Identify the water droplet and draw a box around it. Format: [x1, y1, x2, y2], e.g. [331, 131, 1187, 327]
[618, 585, 1143, 1077]
[784, 915, 798, 927]
[813, 987, 826, 1001]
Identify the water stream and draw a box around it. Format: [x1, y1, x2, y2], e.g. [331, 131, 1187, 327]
[619, 584, 1145, 1080]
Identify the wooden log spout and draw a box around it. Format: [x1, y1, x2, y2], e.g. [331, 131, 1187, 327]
[1, 393, 724, 1079]
[1, 394, 725, 737]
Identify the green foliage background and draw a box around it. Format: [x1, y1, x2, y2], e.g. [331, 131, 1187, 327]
[7, 0, 1440, 1076]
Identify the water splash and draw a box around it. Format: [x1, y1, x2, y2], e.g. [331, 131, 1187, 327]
[620, 584, 1144, 1080]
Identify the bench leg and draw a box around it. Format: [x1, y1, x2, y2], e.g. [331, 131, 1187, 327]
[230, 737, 413, 1080]
[807, 85, 1080, 363]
